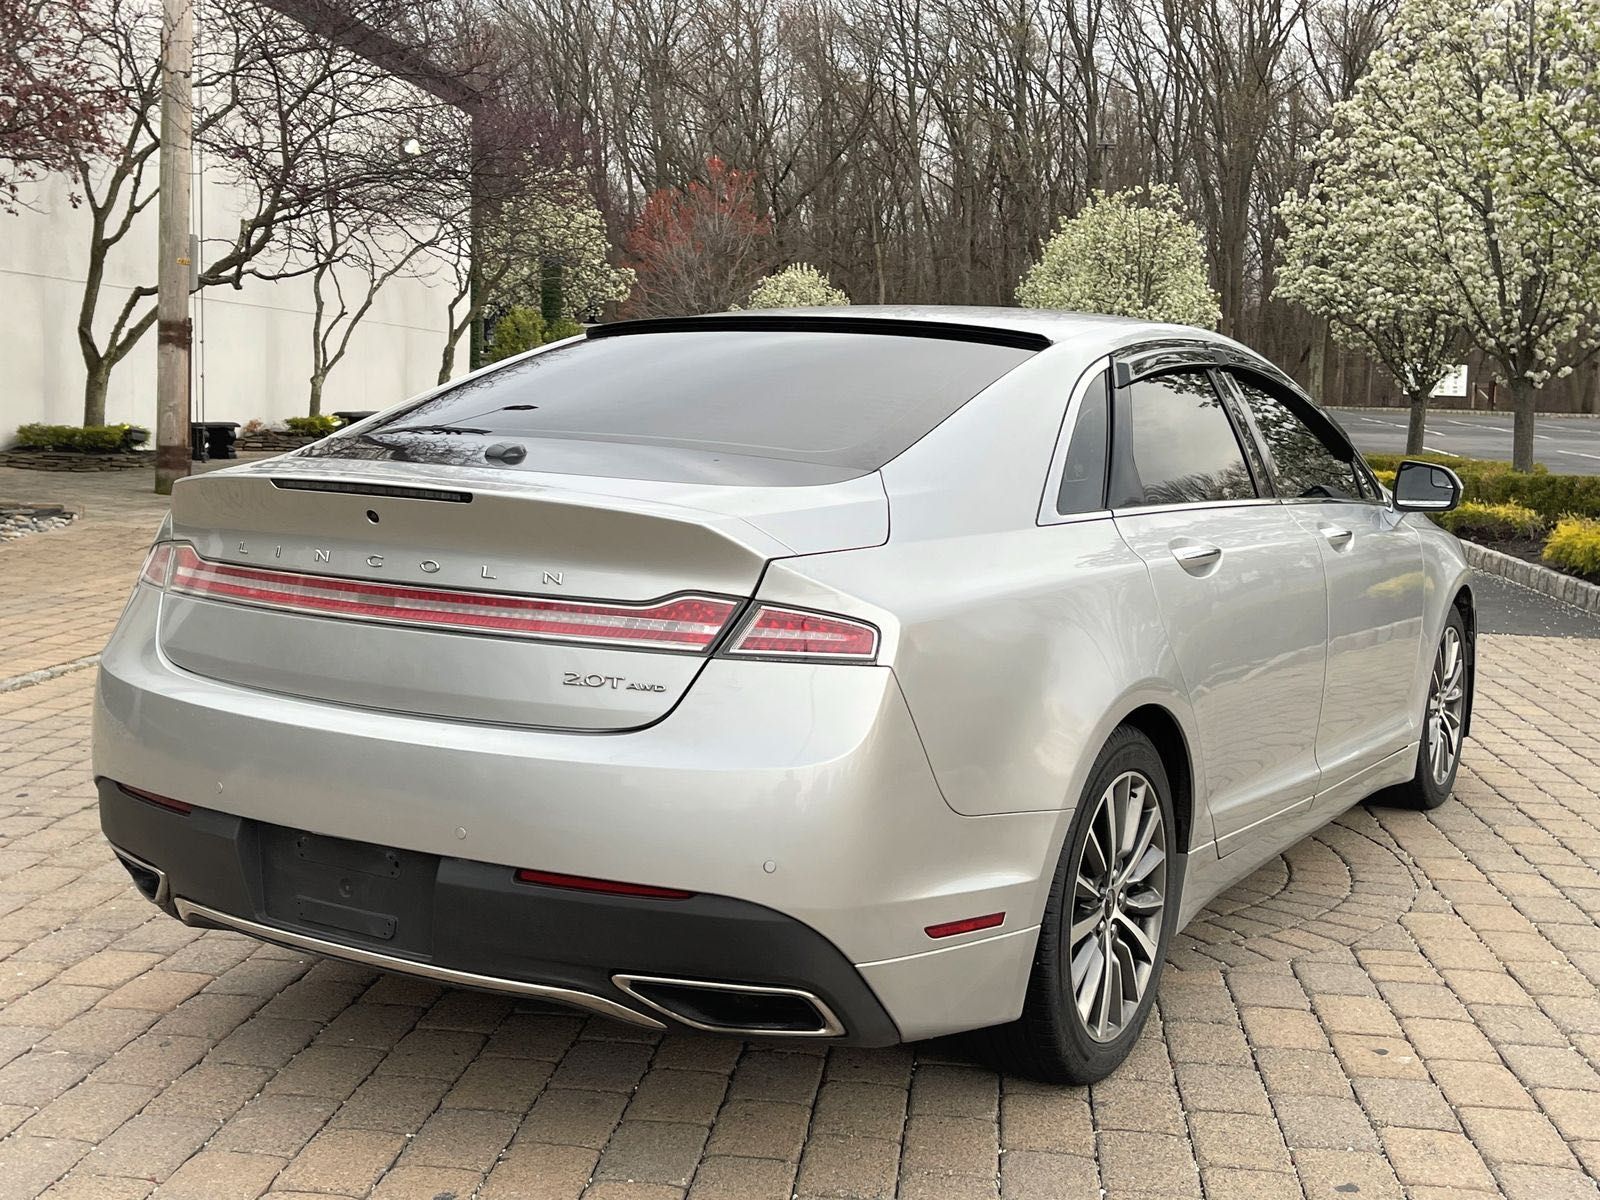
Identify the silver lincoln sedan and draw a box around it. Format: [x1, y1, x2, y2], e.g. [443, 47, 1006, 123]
[94, 308, 1473, 1082]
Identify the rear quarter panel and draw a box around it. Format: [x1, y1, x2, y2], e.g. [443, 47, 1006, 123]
[756, 345, 1206, 832]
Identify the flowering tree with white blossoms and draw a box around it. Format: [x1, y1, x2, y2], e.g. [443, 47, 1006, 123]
[1017, 186, 1220, 329]
[742, 263, 850, 308]
[1308, 0, 1600, 471]
[1277, 178, 1462, 455]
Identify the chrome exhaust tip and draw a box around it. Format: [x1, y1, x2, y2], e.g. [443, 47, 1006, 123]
[111, 846, 170, 907]
[611, 974, 845, 1037]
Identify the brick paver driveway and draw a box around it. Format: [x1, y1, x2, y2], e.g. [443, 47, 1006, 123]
[3, 464, 1599, 1200]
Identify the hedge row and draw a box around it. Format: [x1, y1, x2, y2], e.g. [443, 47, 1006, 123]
[14, 423, 146, 453]
[1365, 453, 1600, 520]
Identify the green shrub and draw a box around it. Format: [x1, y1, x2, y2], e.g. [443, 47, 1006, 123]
[14, 423, 139, 452]
[284, 415, 340, 437]
[1436, 501, 1546, 540]
[1364, 453, 1600, 520]
[542, 318, 584, 343]
[1542, 517, 1600, 578]
[488, 306, 545, 362]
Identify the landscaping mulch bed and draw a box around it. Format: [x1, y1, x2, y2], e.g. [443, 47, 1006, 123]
[0, 503, 76, 541]
[0, 449, 147, 472]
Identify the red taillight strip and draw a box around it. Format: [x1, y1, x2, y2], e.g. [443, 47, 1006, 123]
[725, 604, 879, 661]
[514, 868, 694, 900]
[166, 546, 736, 651]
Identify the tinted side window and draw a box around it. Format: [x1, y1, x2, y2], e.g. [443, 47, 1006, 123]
[1056, 371, 1109, 514]
[1117, 371, 1256, 507]
[1232, 376, 1363, 500]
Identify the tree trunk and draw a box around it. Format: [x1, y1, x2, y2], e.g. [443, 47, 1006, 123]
[1307, 320, 1328, 403]
[540, 262, 564, 326]
[83, 362, 111, 427]
[1405, 390, 1428, 455]
[308, 372, 325, 418]
[438, 338, 458, 386]
[1508, 377, 1537, 473]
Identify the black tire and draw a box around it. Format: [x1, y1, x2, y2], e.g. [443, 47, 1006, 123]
[1370, 607, 1468, 812]
[972, 725, 1181, 1084]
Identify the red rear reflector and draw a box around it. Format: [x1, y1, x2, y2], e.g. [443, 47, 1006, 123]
[724, 605, 879, 661]
[925, 912, 1004, 939]
[513, 868, 694, 900]
[164, 546, 736, 651]
[117, 783, 193, 815]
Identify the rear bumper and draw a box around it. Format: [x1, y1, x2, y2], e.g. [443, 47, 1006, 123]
[100, 779, 898, 1041]
[93, 587, 1062, 1041]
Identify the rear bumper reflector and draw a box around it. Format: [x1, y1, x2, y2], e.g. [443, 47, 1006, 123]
[514, 868, 694, 900]
[164, 545, 737, 651]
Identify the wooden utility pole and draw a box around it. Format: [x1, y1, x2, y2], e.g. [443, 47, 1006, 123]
[154, 0, 195, 495]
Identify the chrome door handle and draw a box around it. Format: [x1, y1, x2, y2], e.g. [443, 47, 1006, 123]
[1171, 543, 1222, 572]
[1320, 525, 1354, 549]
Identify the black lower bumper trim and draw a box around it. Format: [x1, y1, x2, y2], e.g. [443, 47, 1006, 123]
[97, 778, 901, 1045]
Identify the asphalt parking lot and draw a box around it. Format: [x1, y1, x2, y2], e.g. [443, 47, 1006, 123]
[1330, 408, 1600, 474]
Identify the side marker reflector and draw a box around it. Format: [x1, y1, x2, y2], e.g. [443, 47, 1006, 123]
[925, 912, 1005, 939]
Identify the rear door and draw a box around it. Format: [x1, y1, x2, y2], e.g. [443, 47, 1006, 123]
[1221, 371, 1424, 785]
[1109, 367, 1329, 855]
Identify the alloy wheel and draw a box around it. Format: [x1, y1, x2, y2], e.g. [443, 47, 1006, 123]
[1427, 625, 1466, 786]
[1068, 770, 1168, 1043]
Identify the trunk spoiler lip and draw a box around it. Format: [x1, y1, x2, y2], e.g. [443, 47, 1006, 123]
[587, 313, 1052, 353]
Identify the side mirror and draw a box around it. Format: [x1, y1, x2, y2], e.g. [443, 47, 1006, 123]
[1393, 460, 1463, 512]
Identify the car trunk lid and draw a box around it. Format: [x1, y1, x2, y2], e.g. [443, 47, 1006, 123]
[156, 459, 886, 730]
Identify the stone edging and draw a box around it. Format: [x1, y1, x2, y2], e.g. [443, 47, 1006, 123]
[0, 654, 102, 694]
[1462, 539, 1600, 615]
[0, 450, 147, 471]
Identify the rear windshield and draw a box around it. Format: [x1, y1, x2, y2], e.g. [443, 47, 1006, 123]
[351, 329, 1036, 472]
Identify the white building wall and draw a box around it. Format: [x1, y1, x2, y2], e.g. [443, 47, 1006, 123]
[1, 156, 461, 442]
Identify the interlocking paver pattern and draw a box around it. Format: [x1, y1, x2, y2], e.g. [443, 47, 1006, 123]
[2, 464, 1600, 1198]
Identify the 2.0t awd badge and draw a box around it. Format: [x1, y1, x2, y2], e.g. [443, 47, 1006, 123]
[561, 673, 667, 692]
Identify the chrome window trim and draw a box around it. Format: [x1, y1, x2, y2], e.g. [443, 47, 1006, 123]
[1038, 355, 1115, 527]
[172, 897, 667, 1029]
[1110, 497, 1281, 519]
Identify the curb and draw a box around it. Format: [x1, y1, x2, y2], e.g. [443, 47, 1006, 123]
[1462, 541, 1600, 616]
[0, 654, 102, 694]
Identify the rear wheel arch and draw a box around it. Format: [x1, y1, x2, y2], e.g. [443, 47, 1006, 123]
[1119, 704, 1197, 855]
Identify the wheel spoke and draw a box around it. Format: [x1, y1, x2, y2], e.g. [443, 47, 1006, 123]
[1082, 825, 1109, 880]
[1070, 937, 1102, 1023]
[1069, 909, 1099, 946]
[1118, 777, 1143, 861]
[1122, 884, 1165, 918]
[1119, 807, 1159, 885]
[1114, 911, 1158, 963]
[1093, 928, 1116, 1037]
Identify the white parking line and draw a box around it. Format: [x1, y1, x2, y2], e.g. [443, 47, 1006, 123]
[1422, 445, 1459, 456]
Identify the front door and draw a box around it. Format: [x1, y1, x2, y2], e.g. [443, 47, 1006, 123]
[1110, 368, 1329, 855]
[1223, 372, 1425, 785]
